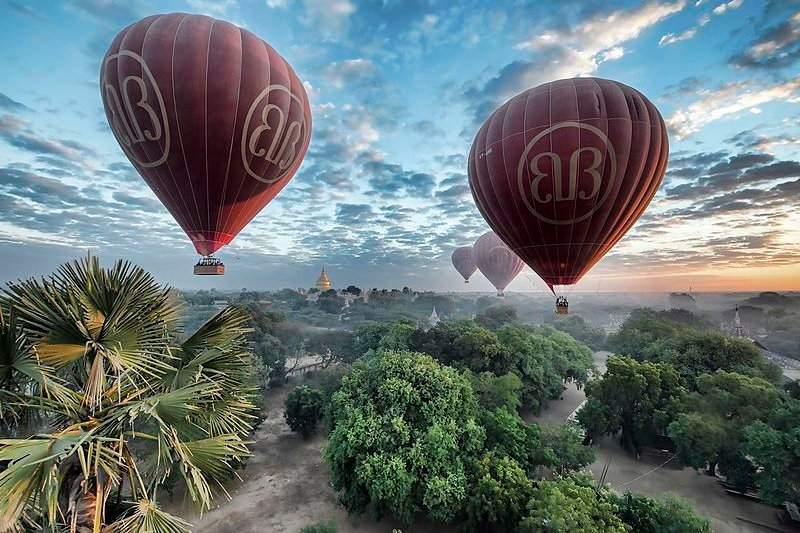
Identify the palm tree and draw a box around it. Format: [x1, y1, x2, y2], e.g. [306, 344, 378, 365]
[0, 255, 260, 532]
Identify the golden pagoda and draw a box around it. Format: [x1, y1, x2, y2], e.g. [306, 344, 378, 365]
[315, 267, 331, 291]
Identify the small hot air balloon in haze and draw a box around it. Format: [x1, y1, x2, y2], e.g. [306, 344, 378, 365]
[100, 13, 312, 275]
[468, 77, 668, 313]
[451, 246, 477, 283]
[473, 231, 524, 297]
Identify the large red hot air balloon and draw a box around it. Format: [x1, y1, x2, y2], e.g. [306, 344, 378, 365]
[451, 246, 477, 283]
[468, 78, 668, 303]
[473, 231, 525, 296]
[100, 13, 312, 275]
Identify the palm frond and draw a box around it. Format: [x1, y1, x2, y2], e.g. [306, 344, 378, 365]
[110, 497, 191, 533]
[169, 432, 252, 510]
[0, 430, 89, 530]
[178, 306, 251, 361]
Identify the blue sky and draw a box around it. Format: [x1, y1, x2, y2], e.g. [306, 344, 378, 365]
[0, 0, 798, 293]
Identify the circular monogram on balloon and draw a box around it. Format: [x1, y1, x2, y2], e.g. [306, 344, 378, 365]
[516, 121, 617, 225]
[101, 50, 170, 168]
[242, 84, 308, 184]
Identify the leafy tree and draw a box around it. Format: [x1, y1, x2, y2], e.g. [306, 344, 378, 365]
[344, 285, 362, 296]
[306, 330, 356, 366]
[579, 356, 686, 453]
[519, 475, 627, 533]
[741, 397, 800, 504]
[412, 320, 509, 372]
[325, 350, 484, 524]
[474, 305, 518, 330]
[538, 424, 595, 476]
[612, 492, 711, 533]
[498, 325, 594, 410]
[0, 256, 255, 532]
[465, 370, 523, 411]
[544, 314, 606, 351]
[285, 385, 325, 438]
[352, 320, 416, 355]
[608, 311, 684, 360]
[465, 452, 531, 531]
[479, 408, 541, 475]
[669, 371, 784, 487]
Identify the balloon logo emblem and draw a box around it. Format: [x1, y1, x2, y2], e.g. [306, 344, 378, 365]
[101, 51, 170, 168]
[516, 121, 617, 225]
[242, 84, 308, 183]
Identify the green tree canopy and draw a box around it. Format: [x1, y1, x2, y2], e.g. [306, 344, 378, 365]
[669, 370, 785, 489]
[519, 475, 627, 533]
[579, 356, 687, 452]
[325, 350, 484, 524]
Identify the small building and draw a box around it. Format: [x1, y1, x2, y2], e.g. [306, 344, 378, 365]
[212, 299, 228, 308]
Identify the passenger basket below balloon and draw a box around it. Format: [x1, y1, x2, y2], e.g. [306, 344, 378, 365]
[194, 263, 225, 275]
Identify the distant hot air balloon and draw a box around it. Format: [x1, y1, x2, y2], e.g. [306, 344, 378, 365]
[473, 231, 524, 297]
[451, 246, 477, 283]
[468, 77, 668, 311]
[100, 13, 312, 275]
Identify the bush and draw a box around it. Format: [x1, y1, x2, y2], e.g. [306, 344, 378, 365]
[299, 518, 338, 533]
[284, 385, 324, 438]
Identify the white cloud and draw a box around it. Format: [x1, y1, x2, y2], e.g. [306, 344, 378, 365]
[265, 0, 289, 7]
[300, 0, 356, 41]
[659, 27, 697, 45]
[667, 77, 800, 138]
[514, 0, 686, 80]
[745, 12, 800, 60]
[712, 0, 743, 15]
[322, 58, 377, 88]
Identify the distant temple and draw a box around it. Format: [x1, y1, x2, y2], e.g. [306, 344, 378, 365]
[428, 307, 440, 328]
[315, 267, 331, 291]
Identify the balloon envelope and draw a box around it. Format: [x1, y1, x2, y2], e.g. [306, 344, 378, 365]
[473, 231, 524, 296]
[451, 246, 477, 283]
[100, 13, 312, 256]
[468, 77, 668, 291]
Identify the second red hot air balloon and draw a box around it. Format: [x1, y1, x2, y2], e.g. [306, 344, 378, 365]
[100, 13, 312, 275]
[473, 231, 524, 297]
[451, 246, 477, 283]
[468, 77, 668, 311]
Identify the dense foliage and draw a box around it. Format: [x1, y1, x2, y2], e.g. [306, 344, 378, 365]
[285, 385, 325, 438]
[588, 309, 798, 504]
[612, 492, 711, 533]
[0, 257, 258, 532]
[519, 475, 628, 533]
[578, 355, 686, 452]
[325, 350, 484, 524]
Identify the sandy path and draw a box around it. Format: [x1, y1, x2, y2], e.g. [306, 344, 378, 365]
[173, 385, 451, 533]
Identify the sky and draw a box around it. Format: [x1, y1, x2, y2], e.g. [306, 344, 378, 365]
[0, 0, 798, 294]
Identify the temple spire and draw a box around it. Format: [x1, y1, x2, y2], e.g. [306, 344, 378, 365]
[315, 266, 331, 291]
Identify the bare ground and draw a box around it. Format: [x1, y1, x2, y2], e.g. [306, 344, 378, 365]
[168, 385, 453, 533]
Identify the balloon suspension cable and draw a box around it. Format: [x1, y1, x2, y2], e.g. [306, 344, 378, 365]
[193, 254, 225, 276]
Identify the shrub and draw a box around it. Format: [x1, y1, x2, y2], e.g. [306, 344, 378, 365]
[284, 385, 324, 438]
